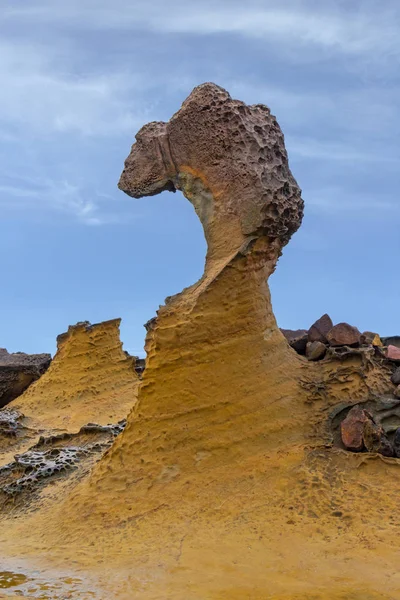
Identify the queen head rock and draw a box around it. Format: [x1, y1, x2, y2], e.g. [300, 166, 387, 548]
[119, 82, 304, 275]
[3, 84, 398, 600]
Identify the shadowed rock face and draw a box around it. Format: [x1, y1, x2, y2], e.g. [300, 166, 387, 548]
[119, 83, 304, 269]
[0, 349, 51, 409]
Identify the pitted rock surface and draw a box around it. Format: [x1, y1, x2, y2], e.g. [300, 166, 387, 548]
[0, 419, 127, 498]
[119, 82, 304, 265]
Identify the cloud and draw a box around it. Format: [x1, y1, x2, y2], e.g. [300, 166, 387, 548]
[0, 174, 128, 224]
[287, 137, 400, 164]
[306, 186, 398, 214]
[4, 0, 400, 65]
[0, 39, 150, 138]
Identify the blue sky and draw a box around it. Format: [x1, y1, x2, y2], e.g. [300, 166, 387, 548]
[1, 0, 399, 357]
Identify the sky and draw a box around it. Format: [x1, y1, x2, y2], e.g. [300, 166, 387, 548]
[1, 0, 399, 357]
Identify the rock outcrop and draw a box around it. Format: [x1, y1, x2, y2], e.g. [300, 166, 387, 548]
[1, 84, 399, 600]
[0, 349, 51, 409]
[7, 319, 139, 431]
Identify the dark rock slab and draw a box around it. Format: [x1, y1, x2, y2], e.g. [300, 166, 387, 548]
[308, 314, 333, 344]
[281, 329, 308, 354]
[382, 336, 400, 349]
[0, 349, 51, 408]
[393, 428, 400, 458]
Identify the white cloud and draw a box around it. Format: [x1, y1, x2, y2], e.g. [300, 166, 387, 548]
[306, 186, 398, 214]
[0, 40, 149, 138]
[4, 0, 400, 64]
[0, 175, 125, 224]
[287, 137, 400, 163]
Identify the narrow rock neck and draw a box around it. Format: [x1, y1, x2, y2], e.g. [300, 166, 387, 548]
[176, 169, 248, 275]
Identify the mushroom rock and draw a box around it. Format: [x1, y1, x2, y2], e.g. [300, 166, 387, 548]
[0, 348, 51, 409]
[7, 319, 139, 432]
[4, 84, 400, 599]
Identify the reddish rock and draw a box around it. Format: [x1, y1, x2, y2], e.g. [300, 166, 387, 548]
[387, 345, 400, 362]
[363, 419, 393, 457]
[308, 314, 333, 344]
[326, 323, 361, 347]
[281, 329, 308, 354]
[341, 405, 372, 452]
[306, 341, 327, 361]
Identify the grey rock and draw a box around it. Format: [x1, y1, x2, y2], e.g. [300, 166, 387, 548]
[306, 341, 327, 361]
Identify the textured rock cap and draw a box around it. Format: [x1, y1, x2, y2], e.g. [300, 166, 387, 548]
[119, 82, 304, 256]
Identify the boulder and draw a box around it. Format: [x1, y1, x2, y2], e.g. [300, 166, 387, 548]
[281, 329, 308, 354]
[326, 323, 361, 347]
[306, 341, 327, 361]
[382, 336, 400, 349]
[340, 405, 372, 452]
[308, 314, 333, 344]
[393, 428, 400, 458]
[360, 331, 383, 347]
[391, 368, 400, 386]
[0, 349, 51, 408]
[387, 345, 400, 362]
[394, 385, 400, 399]
[362, 419, 393, 457]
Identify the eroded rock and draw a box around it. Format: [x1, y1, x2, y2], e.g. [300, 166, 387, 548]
[6, 319, 139, 431]
[326, 323, 361, 347]
[0, 349, 51, 409]
[308, 314, 333, 344]
[340, 405, 372, 451]
[0, 419, 126, 497]
[393, 428, 400, 458]
[362, 419, 393, 457]
[306, 341, 326, 361]
[119, 82, 304, 266]
[361, 331, 383, 347]
[391, 368, 400, 386]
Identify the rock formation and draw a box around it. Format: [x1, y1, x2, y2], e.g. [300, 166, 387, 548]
[7, 319, 139, 432]
[0, 348, 51, 408]
[0, 84, 399, 600]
